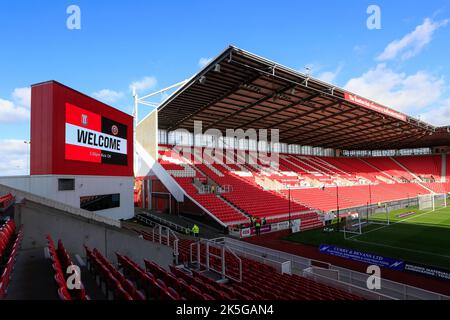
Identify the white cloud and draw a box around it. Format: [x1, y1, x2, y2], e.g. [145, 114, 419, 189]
[0, 139, 29, 176]
[377, 18, 448, 61]
[198, 57, 212, 68]
[0, 98, 30, 123]
[12, 87, 31, 108]
[317, 64, 343, 84]
[129, 76, 157, 93]
[344, 16, 450, 125]
[0, 86, 31, 123]
[419, 99, 450, 126]
[344, 63, 444, 113]
[92, 89, 124, 104]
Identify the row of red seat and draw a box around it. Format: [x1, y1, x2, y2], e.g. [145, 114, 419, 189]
[422, 182, 450, 194]
[394, 155, 442, 180]
[47, 236, 89, 300]
[169, 264, 259, 300]
[157, 148, 251, 225]
[157, 146, 317, 227]
[199, 157, 311, 217]
[156, 145, 448, 226]
[107, 234, 365, 300]
[287, 183, 429, 212]
[0, 220, 23, 299]
[176, 178, 250, 224]
[117, 250, 256, 300]
[85, 246, 143, 300]
[179, 239, 363, 300]
[0, 194, 14, 211]
[116, 252, 184, 300]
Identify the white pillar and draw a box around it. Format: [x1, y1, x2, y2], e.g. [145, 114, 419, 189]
[132, 88, 139, 176]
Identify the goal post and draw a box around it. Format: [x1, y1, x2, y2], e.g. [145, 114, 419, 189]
[418, 194, 432, 211]
[367, 203, 390, 226]
[418, 193, 447, 211]
[343, 213, 362, 238]
[433, 193, 447, 211]
[343, 205, 390, 239]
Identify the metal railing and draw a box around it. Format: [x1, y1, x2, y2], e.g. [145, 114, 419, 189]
[219, 237, 292, 274]
[198, 184, 233, 195]
[190, 238, 242, 283]
[331, 265, 450, 300]
[135, 214, 179, 264]
[221, 236, 450, 300]
[302, 268, 395, 300]
[138, 212, 190, 234]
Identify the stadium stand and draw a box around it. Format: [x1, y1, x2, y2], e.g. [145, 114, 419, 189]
[122, 230, 364, 300]
[0, 220, 23, 299]
[362, 157, 417, 182]
[176, 239, 364, 300]
[422, 182, 450, 194]
[394, 155, 442, 182]
[155, 145, 444, 225]
[317, 157, 382, 183]
[158, 146, 321, 226]
[284, 183, 428, 212]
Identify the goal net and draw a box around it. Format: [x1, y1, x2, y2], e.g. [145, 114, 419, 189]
[343, 204, 390, 238]
[418, 193, 447, 211]
[343, 213, 364, 237]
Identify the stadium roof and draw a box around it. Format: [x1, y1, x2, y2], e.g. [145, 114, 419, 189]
[157, 46, 450, 150]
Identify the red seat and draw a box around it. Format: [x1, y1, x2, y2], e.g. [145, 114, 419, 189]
[163, 287, 180, 300]
[115, 285, 133, 300]
[58, 287, 72, 300]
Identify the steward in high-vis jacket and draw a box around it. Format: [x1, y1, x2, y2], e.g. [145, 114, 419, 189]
[255, 220, 261, 236]
[192, 224, 200, 238]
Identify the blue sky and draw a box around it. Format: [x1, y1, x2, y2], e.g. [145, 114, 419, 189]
[1, 0, 449, 175]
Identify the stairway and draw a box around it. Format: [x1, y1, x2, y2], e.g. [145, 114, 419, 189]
[358, 158, 396, 182]
[218, 194, 251, 220]
[389, 157, 423, 182]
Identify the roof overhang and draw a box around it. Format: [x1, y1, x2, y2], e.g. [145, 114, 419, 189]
[157, 46, 450, 150]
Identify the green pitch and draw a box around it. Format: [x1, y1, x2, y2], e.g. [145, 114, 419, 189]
[284, 206, 450, 270]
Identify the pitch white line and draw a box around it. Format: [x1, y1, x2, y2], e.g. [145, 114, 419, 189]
[349, 206, 448, 240]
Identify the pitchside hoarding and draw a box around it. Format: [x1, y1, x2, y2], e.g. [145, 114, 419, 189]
[319, 244, 405, 271]
[404, 262, 450, 282]
[319, 244, 450, 282]
[65, 103, 128, 166]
